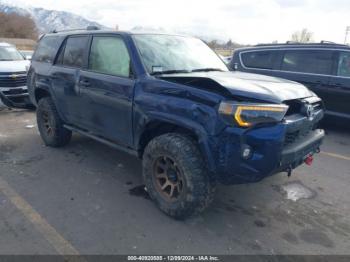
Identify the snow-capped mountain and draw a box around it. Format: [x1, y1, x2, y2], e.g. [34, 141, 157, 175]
[0, 0, 107, 33]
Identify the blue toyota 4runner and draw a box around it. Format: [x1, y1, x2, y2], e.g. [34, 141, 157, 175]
[28, 28, 325, 219]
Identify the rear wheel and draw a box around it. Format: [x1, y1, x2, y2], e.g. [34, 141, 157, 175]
[142, 133, 216, 219]
[36, 97, 72, 147]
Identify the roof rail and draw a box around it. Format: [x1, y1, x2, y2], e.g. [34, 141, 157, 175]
[320, 40, 336, 44]
[255, 41, 301, 46]
[86, 25, 100, 30]
[50, 25, 100, 34]
[255, 41, 350, 48]
[286, 41, 301, 44]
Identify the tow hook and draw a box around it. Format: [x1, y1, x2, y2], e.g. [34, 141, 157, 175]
[286, 166, 292, 177]
[304, 155, 314, 166]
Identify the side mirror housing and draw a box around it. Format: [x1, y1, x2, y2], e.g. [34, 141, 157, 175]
[232, 63, 238, 71]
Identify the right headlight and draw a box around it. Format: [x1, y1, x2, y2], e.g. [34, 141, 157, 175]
[219, 102, 289, 127]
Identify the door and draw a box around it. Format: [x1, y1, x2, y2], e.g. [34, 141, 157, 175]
[327, 51, 350, 119]
[50, 35, 90, 126]
[78, 35, 135, 146]
[277, 49, 334, 104]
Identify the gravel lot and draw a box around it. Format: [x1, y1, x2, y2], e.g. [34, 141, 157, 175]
[0, 108, 349, 255]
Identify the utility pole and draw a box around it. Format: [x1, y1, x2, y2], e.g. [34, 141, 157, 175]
[345, 26, 350, 44]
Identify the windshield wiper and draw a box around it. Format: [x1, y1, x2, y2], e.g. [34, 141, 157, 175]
[150, 69, 191, 75]
[191, 68, 225, 72]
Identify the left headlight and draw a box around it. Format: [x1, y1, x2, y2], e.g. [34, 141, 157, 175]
[219, 102, 289, 127]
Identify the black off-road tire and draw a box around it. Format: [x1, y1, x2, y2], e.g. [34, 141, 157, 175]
[142, 133, 216, 219]
[36, 97, 72, 147]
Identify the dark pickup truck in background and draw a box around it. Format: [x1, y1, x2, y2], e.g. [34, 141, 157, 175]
[229, 42, 350, 122]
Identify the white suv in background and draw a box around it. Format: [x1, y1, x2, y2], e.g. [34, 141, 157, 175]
[0, 42, 33, 109]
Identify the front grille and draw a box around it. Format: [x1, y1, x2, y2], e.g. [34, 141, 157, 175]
[284, 123, 318, 146]
[283, 97, 323, 146]
[0, 72, 27, 87]
[3, 88, 27, 95]
[284, 97, 323, 116]
[284, 131, 299, 145]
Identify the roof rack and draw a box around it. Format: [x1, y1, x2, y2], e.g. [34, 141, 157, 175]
[50, 25, 100, 34]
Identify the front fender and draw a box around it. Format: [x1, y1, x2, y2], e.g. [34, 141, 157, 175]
[135, 111, 216, 173]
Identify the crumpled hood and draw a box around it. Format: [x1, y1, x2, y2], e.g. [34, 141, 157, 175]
[0, 60, 30, 73]
[160, 71, 315, 103]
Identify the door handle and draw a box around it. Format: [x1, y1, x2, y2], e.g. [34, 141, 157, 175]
[79, 79, 90, 87]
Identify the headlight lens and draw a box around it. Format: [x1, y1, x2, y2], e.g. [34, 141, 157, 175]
[219, 102, 289, 127]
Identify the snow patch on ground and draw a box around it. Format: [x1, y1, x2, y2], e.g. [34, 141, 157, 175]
[282, 181, 315, 201]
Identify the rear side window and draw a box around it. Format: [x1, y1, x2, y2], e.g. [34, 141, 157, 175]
[241, 51, 278, 69]
[337, 51, 350, 77]
[61, 36, 89, 68]
[88, 36, 130, 77]
[282, 50, 333, 75]
[33, 36, 63, 63]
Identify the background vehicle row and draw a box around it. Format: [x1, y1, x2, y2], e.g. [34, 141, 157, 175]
[230, 43, 350, 121]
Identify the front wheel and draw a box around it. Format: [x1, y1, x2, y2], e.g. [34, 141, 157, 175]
[142, 133, 216, 219]
[36, 97, 72, 147]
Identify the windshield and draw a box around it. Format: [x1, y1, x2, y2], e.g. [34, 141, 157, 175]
[133, 34, 228, 74]
[0, 46, 25, 61]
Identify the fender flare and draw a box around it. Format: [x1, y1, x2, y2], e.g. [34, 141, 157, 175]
[136, 111, 216, 172]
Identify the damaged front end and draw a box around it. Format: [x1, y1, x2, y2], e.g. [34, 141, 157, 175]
[209, 96, 324, 184]
[150, 71, 325, 185]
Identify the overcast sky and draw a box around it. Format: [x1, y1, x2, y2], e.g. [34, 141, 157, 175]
[8, 0, 350, 44]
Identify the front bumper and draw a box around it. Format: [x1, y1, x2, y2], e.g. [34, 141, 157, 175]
[280, 129, 324, 169]
[209, 110, 324, 185]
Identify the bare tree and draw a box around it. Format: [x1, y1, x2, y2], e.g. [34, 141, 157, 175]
[207, 40, 218, 49]
[0, 12, 38, 40]
[291, 28, 314, 43]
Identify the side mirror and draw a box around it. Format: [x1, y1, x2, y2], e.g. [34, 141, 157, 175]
[232, 63, 238, 71]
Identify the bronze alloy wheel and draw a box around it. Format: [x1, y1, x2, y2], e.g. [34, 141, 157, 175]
[153, 156, 185, 202]
[42, 110, 53, 136]
[142, 133, 216, 218]
[36, 97, 72, 147]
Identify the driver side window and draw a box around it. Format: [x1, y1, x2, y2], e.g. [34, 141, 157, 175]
[88, 36, 131, 78]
